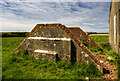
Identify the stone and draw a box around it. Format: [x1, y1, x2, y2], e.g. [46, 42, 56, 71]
[99, 60, 104, 63]
[107, 56, 114, 61]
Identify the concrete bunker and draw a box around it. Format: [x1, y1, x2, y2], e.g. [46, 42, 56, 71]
[14, 24, 107, 74]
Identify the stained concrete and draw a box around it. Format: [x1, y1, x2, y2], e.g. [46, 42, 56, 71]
[14, 24, 106, 75]
[109, 1, 120, 55]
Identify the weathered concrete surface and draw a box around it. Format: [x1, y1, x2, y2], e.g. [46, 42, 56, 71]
[109, 1, 120, 55]
[16, 25, 71, 62]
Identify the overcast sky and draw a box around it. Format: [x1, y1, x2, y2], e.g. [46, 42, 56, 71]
[0, 0, 111, 33]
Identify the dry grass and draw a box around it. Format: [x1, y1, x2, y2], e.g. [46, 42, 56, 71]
[89, 34, 109, 36]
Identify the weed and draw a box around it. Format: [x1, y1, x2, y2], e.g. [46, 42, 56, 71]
[80, 39, 102, 54]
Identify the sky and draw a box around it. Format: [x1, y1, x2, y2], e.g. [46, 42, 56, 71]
[0, 0, 112, 33]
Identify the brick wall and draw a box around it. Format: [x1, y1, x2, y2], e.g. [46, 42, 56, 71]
[68, 27, 102, 49]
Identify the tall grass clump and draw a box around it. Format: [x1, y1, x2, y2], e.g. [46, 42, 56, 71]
[3, 50, 102, 79]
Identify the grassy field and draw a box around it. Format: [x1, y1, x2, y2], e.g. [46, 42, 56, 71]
[2, 37, 102, 79]
[2, 35, 120, 79]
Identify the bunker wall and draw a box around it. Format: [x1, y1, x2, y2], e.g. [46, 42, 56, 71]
[18, 26, 72, 61]
[109, 1, 120, 55]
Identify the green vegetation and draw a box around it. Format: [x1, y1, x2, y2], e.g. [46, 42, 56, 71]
[1, 32, 29, 37]
[90, 36, 109, 46]
[2, 35, 120, 79]
[90, 36, 120, 79]
[81, 36, 120, 78]
[2, 37, 102, 79]
[86, 32, 97, 35]
[89, 36, 119, 64]
[81, 39, 102, 54]
[81, 36, 119, 65]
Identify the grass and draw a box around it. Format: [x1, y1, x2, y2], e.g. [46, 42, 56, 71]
[81, 35, 120, 78]
[2, 37, 102, 79]
[2, 32, 29, 37]
[89, 36, 109, 46]
[89, 36, 119, 64]
[90, 35, 120, 79]
[2, 35, 120, 79]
